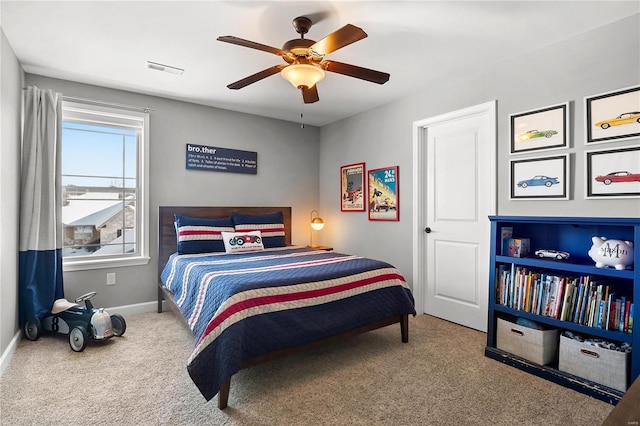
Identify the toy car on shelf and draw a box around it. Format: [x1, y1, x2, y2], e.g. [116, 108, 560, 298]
[534, 249, 570, 260]
[23, 291, 126, 352]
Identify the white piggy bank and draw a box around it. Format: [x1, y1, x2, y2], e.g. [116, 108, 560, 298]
[588, 237, 634, 270]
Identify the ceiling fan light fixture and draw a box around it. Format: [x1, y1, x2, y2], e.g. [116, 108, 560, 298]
[280, 64, 325, 89]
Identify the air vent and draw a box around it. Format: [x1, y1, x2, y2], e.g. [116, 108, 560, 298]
[146, 61, 184, 75]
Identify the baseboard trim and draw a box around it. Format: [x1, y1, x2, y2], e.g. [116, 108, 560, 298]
[0, 330, 21, 378]
[1, 299, 168, 378]
[106, 300, 167, 316]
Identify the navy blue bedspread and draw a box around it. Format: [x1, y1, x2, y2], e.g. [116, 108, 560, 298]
[161, 246, 415, 401]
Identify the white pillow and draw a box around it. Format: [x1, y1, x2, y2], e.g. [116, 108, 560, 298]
[221, 230, 265, 253]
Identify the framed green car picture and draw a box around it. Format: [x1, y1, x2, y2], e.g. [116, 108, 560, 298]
[509, 102, 569, 154]
[585, 85, 640, 144]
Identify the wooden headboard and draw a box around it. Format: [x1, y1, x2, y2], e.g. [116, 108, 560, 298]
[157, 206, 292, 280]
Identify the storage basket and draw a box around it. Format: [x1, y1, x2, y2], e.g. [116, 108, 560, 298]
[496, 317, 558, 365]
[558, 334, 630, 392]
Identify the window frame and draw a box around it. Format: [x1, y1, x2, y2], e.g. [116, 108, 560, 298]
[61, 101, 150, 271]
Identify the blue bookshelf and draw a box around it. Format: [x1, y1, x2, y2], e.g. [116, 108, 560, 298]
[485, 216, 639, 405]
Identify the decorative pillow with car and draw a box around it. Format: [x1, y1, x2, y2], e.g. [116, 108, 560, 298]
[222, 230, 265, 253]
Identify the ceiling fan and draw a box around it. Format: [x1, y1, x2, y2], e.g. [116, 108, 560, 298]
[217, 16, 390, 104]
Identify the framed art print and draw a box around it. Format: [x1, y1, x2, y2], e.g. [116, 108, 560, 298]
[585, 145, 640, 198]
[510, 102, 569, 154]
[510, 154, 569, 200]
[585, 85, 640, 144]
[368, 166, 399, 221]
[340, 162, 365, 212]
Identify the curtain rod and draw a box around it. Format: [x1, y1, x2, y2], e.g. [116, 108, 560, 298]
[23, 88, 155, 113]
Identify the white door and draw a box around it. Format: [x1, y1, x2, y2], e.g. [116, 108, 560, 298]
[412, 101, 496, 331]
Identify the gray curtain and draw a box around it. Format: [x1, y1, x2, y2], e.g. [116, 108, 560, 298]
[19, 86, 65, 326]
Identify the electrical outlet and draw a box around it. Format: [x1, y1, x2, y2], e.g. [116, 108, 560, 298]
[106, 272, 116, 285]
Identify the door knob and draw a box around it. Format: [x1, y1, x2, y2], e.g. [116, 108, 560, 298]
[424, 227, 432, 233]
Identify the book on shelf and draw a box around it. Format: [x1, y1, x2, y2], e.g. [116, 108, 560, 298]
[619, 296, 626, 332]
[500, 227, 513, 256]
[576, 278, 585, 324]
[624, 300, 631, 333]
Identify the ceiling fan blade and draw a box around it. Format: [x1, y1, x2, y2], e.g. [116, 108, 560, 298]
[310, 24, 367, 55]
[301, 85, 319, 104]
[227, 65, 286, 90]
[321, 60, 390, 84]
[217, 36, 285, 56]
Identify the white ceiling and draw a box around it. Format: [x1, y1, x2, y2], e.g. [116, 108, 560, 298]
[2, 1, 638, 126]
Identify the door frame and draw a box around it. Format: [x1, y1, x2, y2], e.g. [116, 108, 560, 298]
[412, 100, 497, 314]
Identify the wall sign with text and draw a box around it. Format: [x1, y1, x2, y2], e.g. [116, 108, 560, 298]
[185, 143, 257, 174]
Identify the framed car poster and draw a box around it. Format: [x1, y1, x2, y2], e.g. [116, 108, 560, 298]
[368, 166, 399, 221]
[510, 154, 569, 200]
[340, 162, 365, 212]
[510, 102, 569, 154]
[585, 145, 640, 199]
[585, 85, 640, 144]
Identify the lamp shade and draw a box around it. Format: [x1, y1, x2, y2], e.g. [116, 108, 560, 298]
[281, 64, 325, 89]
[311, 217, 325, 231]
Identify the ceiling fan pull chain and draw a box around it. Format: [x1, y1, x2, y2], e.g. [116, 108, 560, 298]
[300, 94, 305, 128]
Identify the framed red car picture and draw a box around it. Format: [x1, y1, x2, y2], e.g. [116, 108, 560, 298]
[368, 166, 399, 221]
[340, 163, 365, 212]
[586, 146, 640, 198]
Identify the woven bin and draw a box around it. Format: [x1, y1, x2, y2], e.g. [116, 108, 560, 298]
[558, 334, 630, 392]
[496, 318, 558, 365]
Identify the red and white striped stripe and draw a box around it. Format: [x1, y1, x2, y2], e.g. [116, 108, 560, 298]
[177, 225, 234, 241]
[234, 223, 285, 238]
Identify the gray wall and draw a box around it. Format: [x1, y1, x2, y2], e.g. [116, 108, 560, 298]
[23, 74, 321, 310]
[0, 28, 23, 360]
[318, 15, 640, 288]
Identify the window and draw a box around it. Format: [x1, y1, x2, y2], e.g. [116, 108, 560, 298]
[61, 101, 149, 271]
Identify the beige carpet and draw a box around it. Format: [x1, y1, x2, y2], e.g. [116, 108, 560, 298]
[0, 312, 613, 425]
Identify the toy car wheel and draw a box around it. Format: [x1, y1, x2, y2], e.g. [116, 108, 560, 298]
[545, 181, 553, 187]
[555, 254, 564, 260]
[69, 326, 88, 352]
[23, 321, 40, 341]
[603, 179, 612, 185]
[600, 123, 610, 129]
[110, 314, 127, 337]
[545, 132, 553, 138]
[520, 182, 528, 188]
[536, 252, 545, 258]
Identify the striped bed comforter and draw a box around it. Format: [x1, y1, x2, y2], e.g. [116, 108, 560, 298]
[160, 246, 416, 401]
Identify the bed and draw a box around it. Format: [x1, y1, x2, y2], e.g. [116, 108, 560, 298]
[157, 206, 416, 409]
